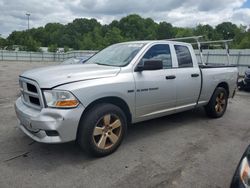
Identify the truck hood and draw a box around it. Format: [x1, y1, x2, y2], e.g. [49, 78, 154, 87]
[20, 64, 121, 88]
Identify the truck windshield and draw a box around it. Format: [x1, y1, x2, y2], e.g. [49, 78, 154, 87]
[85, 43, 145, 67]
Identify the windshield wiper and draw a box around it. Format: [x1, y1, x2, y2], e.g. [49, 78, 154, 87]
[95, 62, 118, 67]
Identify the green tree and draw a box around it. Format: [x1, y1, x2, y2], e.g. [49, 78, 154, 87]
[104, 27, 123, 45]
[194, 24, 220, 40]
[80, 33, 94, 50]
[4, 14, 250, 50]
[80, 26, 105, 50]
[7, 31, 28, 45]
[175, 27, 194, 38]
[143, 18, 158, 39]
[44, 23, 64, 46]
[118, 14, 147, 40]
[48, 44, 58, 52]
[236, 32, 250, 49]
[64, 46, 69, 52]
[0, 36, 7, 49]
[215, 22, 239, 40]
[157, 22, 175, 40]
[25, 36, 41, 51]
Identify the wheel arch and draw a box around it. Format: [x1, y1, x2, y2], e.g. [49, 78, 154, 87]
[216, 82, 229, 96]
[79, 96, 132, 125]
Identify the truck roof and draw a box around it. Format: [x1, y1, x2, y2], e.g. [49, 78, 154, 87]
[119, 40, 192, 46]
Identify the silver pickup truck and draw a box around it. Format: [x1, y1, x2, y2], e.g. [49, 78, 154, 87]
[15, 40, 238, 156]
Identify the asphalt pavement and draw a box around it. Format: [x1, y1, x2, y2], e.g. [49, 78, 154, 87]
[0, 61, 250, 188]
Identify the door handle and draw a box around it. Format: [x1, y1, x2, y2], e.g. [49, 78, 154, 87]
[191, 73, 200, 77]
[166, 75, 176, 80]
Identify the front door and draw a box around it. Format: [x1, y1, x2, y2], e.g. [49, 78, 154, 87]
[133, 44, 177, 120]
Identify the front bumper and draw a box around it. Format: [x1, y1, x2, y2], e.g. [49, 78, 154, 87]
[15, 97, 84, 143]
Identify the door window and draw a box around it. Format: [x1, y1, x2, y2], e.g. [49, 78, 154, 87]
[174, 45, 193, 68]
[141, 44, 172, 69]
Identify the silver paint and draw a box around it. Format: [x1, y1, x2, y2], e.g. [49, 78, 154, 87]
[15, 40, 238, 143]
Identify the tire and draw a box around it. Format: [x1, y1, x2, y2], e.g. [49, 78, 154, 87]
[205, 87, 228, 118]
[77, 103, 127, 157]
[238, 80, 244, 91]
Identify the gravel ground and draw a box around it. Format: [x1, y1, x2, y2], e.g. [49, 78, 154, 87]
[0, 61, 250, 188]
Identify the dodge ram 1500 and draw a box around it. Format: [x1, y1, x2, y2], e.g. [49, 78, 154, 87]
[15, 40, 238, 156]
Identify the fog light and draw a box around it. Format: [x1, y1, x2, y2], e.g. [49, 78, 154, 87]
[45, 130, 59, 137]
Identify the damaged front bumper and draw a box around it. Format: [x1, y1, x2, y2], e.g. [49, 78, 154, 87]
[15, 97, 84, 143]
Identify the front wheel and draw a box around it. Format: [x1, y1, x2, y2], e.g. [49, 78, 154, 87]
[205, 87, 228, 118]
[77, 103, 127, 157]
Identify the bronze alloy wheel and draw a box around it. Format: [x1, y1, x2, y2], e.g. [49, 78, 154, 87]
[92, 114, 122, 150]
[205, 87, 228, 118]
[215, 92, 226, 113]
[78, 103, 127, 156]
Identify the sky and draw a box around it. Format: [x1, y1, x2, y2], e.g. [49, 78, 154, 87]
[0, 0, 250, 38]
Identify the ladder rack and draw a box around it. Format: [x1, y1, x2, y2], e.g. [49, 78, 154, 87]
[165, 36, 233, 65]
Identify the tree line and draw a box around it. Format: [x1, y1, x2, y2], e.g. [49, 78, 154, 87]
[0, 14, 250, 52]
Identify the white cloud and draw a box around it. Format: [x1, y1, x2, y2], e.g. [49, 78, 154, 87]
[231, 8, 250, 25]
[0, 0, 249, 37]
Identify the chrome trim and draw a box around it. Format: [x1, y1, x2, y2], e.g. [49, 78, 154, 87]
[140, 103, 196, 118]
[22, 90, 40, 98]
[19, 77, 45, 110]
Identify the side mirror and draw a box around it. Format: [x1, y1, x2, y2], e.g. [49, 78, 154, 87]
[135, 60, 163, 72]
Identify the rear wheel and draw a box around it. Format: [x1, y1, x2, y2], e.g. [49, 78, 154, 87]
[77, 103, 127, 157]
[205, 87, 228, 118]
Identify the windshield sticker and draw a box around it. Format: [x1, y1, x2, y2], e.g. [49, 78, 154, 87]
[128, 44, 144, 48]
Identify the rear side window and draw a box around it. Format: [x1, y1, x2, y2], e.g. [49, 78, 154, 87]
[174, 45, 193, 68]
[142, 44, 172, 69]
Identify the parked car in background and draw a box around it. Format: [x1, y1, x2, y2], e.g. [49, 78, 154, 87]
[15, 40, 238, 157]
[62, 56, 92, 65]
[231, 145, 250, 188]
[238, 66, 250, 91]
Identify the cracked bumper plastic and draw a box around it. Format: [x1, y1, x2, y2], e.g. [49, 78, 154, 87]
[15, 97, 84, 143]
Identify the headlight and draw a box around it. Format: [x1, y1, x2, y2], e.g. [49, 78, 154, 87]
[240, 157, 250, 187]
[43, 90, 79, 108]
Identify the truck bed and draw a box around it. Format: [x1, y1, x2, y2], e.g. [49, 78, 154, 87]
[198, 65, 238, 104]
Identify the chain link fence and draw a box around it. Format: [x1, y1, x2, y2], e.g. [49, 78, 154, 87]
[194, 49, 250, 76]
[0, 49, 249, 75]
[0, 50, 97, 62]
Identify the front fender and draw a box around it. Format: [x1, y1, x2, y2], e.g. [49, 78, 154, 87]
[55, 74, 136, 121]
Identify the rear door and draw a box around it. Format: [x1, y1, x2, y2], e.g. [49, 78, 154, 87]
[173, 45, 201, 108]
[133, 44, 177, 119]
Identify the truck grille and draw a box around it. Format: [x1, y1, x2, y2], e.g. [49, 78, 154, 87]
[19, 78, 43, 109]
